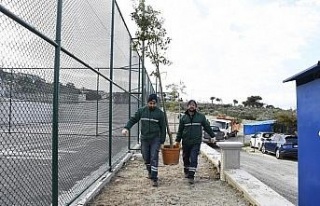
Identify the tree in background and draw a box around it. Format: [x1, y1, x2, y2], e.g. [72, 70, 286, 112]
[210, 97, 215, 105]
[164, 82, 186, 113]
[274, 111, 297, 134]
[242, 95, 263, 107]
[165, 81, 186, 101]
[266, 105, 275, 109]
[233, 99, 238, 106]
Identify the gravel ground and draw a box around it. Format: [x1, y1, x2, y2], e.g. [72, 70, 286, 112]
[87, 150, 250, 206]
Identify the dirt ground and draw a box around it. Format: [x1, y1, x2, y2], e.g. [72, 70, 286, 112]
[87, 150, 250, 206]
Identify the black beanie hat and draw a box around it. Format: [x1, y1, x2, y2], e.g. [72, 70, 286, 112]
[148, 93, 158, 102]
[187, 99, 197, 107]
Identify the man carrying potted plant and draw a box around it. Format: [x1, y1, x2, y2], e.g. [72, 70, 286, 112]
[175, 100, 215, 184]
[122, 93, 166, 187]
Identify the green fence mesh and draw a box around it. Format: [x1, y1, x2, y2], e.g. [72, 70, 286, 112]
[0, 1, 155, 205]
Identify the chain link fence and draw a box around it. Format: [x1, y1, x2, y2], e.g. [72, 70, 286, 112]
[0, 1, 155, 205]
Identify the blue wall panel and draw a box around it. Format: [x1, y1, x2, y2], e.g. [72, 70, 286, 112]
[243, 120, 275, 135]
[243, 124, 273, 135]
[297, 78, 320, 205]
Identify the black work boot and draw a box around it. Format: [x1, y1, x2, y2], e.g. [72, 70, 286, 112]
[152, 180, 158, 187]
[146, 164, 151, 179]
[188, 177, 194, 184]
[184, 167, 189, 178]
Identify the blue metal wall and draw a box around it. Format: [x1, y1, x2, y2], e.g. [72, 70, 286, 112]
[297, 78, 320, 205]
[243, 120, 275, 135]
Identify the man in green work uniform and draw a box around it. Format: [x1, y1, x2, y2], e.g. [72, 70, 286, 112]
[122, 94, 166, 187]
[175, 100, 215, 184]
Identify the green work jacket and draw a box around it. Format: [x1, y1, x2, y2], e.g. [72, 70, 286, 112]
[125, 106, 166, 144]
[176, 111, 215, 145]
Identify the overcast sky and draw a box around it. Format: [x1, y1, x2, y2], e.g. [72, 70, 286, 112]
[117, 0, 320, 109]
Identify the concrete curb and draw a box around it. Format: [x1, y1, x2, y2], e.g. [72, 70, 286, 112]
[225, 169, 294, 206]
[200, 143, 221, 173]
[200, 143, 294, 206]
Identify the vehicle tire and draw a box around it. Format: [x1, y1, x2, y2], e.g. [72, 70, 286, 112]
[250, 141, 253, 148]
[208, 142, 215, 147]
[261, 145, 267, 154]
[275, 148, 282, 159]
[258, 143, 261, 150]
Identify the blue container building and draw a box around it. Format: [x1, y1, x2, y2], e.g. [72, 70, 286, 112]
[243, 120, 276, 135]
[283, 61, 320, 206]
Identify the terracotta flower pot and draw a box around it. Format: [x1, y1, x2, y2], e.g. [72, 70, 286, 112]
[161, 145, 180, 165]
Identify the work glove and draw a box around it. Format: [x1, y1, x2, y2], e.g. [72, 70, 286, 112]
[121, 128, 129, 136]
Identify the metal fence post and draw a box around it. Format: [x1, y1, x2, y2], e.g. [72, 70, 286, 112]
[108, 0, 115, 171]
[96, 68, 100, 136]
[52, 0, 63, 205]
[8, 68, 13, 134]
[128, 39, 132, 150]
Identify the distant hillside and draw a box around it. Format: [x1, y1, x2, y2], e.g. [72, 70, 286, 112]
[164, 101, 296, 134]
[165, 101, 295, 122]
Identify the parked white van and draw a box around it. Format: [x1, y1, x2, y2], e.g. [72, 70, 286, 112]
[210, 119, 232, 139]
